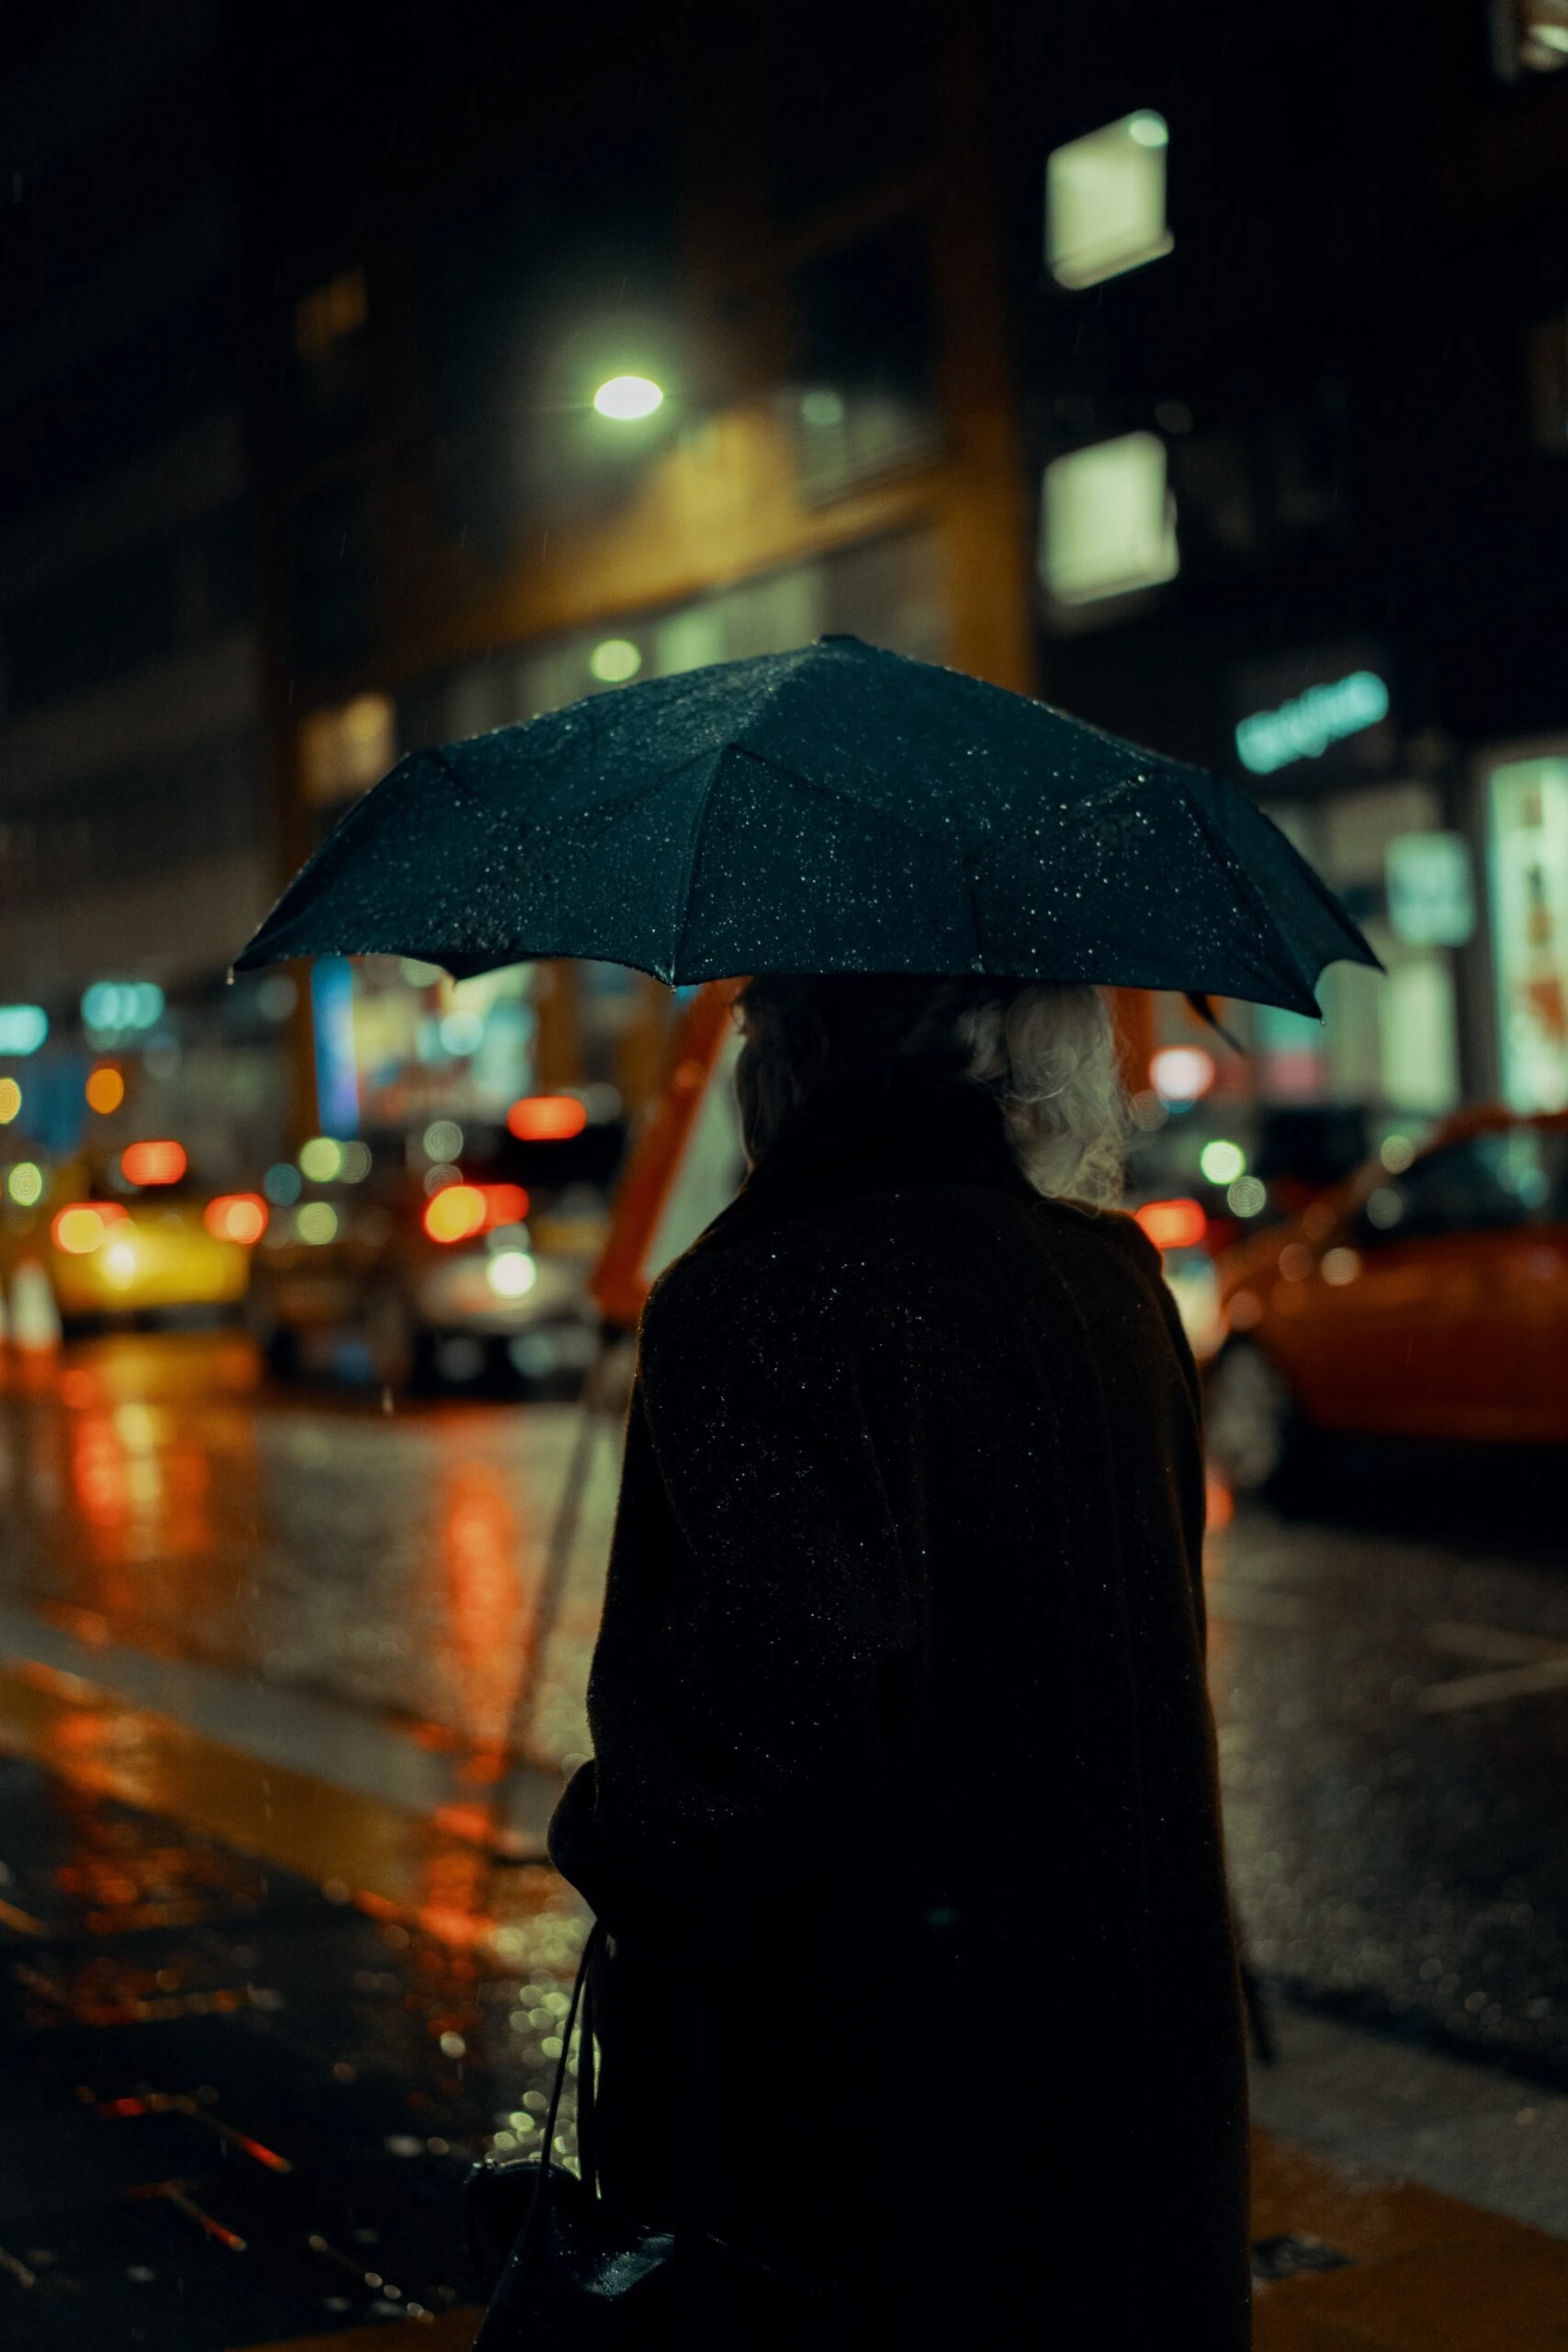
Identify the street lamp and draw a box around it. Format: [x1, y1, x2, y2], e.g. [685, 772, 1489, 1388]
[592, 374, 664, 420]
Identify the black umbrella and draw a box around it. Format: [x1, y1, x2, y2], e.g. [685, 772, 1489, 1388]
[235, 636, 1377, 1012]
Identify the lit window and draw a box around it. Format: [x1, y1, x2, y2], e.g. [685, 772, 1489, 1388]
[1488, 755, 1568, 1112]
[1491, 0, 1568, 77]
[295, 266, 368, 360]
[1046, 112, 1172, 291]
[299, 695, 395, 807]
[1040, 433, 1179, 605]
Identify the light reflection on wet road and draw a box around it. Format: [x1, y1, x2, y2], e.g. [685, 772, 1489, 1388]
[0, 1335, 616, 1771]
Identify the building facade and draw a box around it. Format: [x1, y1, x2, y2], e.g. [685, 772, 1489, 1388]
[231, 0, 1039, 1140]
[0, 0, 283, 1187]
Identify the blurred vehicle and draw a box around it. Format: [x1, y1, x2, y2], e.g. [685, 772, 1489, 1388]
[246, 1164, 601, 1394]
[1205, 1107, 1568, 1487]
[0, 1145, 263, 1333]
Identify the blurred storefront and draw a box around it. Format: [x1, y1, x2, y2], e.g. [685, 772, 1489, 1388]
[1483, 744, 1568, 1114]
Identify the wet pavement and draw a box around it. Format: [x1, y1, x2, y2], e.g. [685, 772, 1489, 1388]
[1, 1330, 1567, 2345]
[1211, 1463, 1568, 2088]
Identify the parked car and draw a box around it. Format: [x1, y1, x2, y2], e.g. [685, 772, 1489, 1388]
[1205, 1107, 1568, 1487]
[246, 1167, 601, 1394]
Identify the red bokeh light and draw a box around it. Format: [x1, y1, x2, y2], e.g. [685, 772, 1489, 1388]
[1134, 1196, 1208, 1251]
[204, 1193, 268, 1244]
[505, 1094, 587, 1142]
[120, 1139, 186, 1187]
[476, 1182, 529, 1227]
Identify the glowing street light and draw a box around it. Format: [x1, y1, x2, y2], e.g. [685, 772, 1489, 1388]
[592, 374, 664, 421]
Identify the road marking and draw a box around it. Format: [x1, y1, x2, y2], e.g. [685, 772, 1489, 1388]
[1421, 1621, 1568, 1713]
[1419, 1658, 1568, 1713]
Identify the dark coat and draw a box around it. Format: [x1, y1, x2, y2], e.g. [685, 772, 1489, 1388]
[548, 1068, 1250, 2349]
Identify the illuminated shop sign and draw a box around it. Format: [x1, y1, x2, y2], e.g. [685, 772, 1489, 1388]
[1488, 754, 1568, 1113]
[1385, 831, 1475, 947]
[1235, 670, 1390, 776]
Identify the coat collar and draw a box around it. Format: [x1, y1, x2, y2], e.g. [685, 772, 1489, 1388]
[715, 1062, 1035, 1238]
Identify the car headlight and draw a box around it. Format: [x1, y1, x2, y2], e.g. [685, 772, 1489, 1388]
[486, 1249, 536, 1300]
[101, 1238, 139, 1287]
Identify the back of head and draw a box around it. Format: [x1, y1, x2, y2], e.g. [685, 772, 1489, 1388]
[735, 975, 1126, 1206]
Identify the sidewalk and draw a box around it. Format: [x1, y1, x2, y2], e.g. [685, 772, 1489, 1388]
[1250, 2007, 1568, 2348]
[4, 1617, 1568, 2346]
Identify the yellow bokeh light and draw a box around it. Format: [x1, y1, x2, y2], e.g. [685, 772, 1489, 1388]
[295, 1201, 340, 1245]
[299, 1136, 345, 1182]
[0, 1078, 19, 1124]
[85, 1065, 125, 1114]
[589, 639, 641, 684]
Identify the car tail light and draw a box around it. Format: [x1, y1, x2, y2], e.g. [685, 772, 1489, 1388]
[204, 1193, 269, 1244]
[1134, 1196, 1208, 1250]
[120, 1139, 186, 1186]
[506, 1094, 587, 1142]
[477, 1182, 529, 1227]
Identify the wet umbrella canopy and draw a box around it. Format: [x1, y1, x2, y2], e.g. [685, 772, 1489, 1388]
[236, 635, 1377, 1012]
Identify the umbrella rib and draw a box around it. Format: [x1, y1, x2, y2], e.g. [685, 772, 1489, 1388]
[668, 748, 726, 981]
[1183, 786, 1324, 998]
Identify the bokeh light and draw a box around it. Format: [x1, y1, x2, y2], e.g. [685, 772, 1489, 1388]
[51, 1203, 127, 1254]
[592, 374, 663, 420]
[423, 1119, 464, 1162]
[1134, 1195, 1208, 1250]
[204, 1193, 268, 1244]
[85, 1065, 125, 1114]
[1200, 1138, 1246, 1185]
[485, 1248, 536, 1298]
[6, 1161, 44, 1205]
[1150, 1046, 1216, 1104]
[589, 638, 641, 683]
[506, 1094, 587, 1142]
[299, 1136, 344, 1182]
[0, 1078, 19, 1125]
[120, 1139, 186, 1186]
[424, 1184, 488, 1244]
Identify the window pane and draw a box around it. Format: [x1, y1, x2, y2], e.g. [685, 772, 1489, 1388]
[1045, 112, 1172, 290]
[1040, 433, 1179, 605]
[1359, 1130, 1565, 1243]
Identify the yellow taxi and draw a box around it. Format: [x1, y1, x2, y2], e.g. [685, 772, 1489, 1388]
[2, 1140, 262, 1332]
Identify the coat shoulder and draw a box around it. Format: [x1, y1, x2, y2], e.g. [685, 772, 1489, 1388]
[641, 1211, 865, 1351]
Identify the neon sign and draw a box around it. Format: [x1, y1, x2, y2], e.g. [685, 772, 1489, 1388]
[1235, 670, 1389, 776]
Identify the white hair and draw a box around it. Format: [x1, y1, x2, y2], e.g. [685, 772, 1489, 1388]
[735, 976, 1126, 1207]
